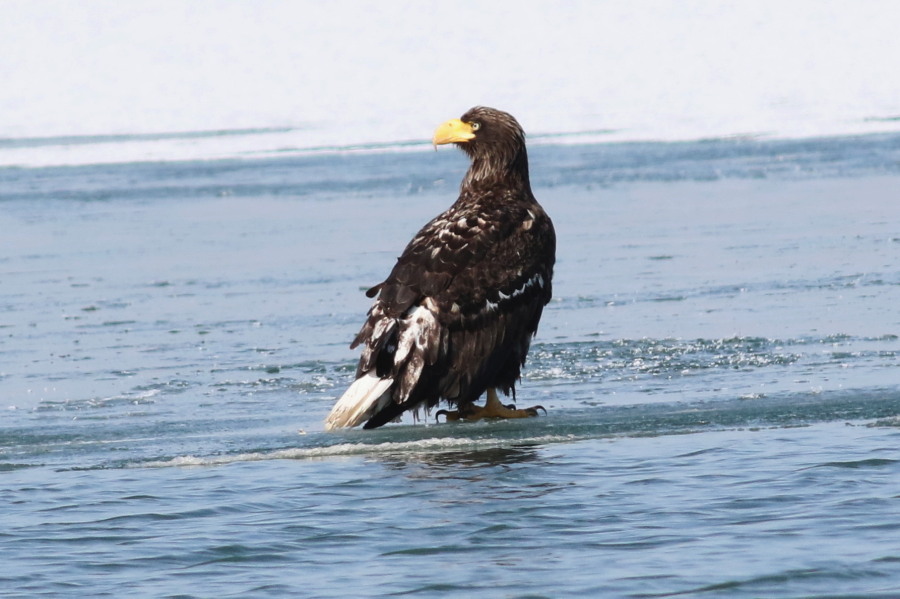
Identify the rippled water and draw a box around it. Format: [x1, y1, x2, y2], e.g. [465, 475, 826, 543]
[2, 135, 900, 598]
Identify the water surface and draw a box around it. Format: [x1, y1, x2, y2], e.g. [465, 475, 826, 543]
[2, 134, 899, 598]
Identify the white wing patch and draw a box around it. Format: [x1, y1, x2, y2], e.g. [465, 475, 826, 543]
[394, 304, 440, 400]
[484, 272, 545, 312]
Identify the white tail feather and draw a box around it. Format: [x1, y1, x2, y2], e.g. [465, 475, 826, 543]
[324, 371, 394, 431]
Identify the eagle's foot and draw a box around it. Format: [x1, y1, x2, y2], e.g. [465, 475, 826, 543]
[436, 388, 545, 423]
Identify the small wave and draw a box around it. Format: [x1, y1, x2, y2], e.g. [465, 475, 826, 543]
[0, 462, 39, 472]
[808, 458, 898, 470]
[561, 272, 900, 310]
[34, 389, 160, 413]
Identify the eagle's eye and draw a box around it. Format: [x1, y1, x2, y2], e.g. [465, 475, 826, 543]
[471, 122, 481, 131]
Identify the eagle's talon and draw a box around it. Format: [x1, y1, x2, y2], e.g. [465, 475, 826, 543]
[524, 405, 547, 416]
[505, 403, 545, 417]
[436, 409, 461, 423]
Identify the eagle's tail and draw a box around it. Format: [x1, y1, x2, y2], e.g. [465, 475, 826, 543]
[324, 371, 394, 431]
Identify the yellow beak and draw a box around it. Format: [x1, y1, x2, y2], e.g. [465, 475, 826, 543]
[432, 118, 476, 146]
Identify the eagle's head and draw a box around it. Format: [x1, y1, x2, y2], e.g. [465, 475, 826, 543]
[432, 106, 529, 186]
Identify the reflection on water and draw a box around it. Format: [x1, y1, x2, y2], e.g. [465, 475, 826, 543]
[379, 444, 545, 471]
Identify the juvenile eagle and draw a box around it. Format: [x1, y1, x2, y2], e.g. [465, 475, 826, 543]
[325, 106, 555, 430]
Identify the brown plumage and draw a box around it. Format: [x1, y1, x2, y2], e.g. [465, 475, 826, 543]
[325, 107, 555, 430]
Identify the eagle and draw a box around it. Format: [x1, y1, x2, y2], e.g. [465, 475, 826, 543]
[325, 106, 555, 430]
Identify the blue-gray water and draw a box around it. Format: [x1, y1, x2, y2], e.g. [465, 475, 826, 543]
[2, 134, 900, 598]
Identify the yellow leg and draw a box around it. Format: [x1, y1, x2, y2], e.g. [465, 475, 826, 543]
[436, 388, 545, 423]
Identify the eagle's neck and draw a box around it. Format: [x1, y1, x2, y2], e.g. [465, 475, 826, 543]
[462, 144, 532, 197]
